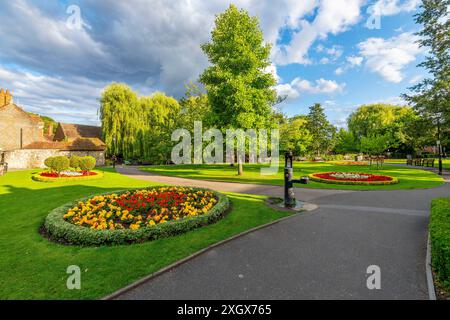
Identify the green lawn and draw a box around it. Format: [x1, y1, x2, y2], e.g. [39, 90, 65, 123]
[0, 168, 290, 299]
[141, 162, 444, 190]
[385, 158, 450, 169]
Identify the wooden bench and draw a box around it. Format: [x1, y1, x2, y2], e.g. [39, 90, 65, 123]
[424, 159, 435, 167]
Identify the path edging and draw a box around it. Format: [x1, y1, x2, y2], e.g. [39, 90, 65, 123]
[426, 232, 437, 300]
[101, 211, 311, 300]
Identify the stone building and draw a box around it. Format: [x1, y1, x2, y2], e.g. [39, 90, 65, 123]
[0, 89, 45, 151]
[0, 89, 106, 169]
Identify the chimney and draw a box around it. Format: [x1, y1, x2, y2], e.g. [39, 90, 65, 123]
[5, 90, 12, 105]
[0, 89, 12, 106]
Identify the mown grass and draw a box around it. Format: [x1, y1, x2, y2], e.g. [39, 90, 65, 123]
[141, 161, 444, 190]
[0, 168, 290, 299]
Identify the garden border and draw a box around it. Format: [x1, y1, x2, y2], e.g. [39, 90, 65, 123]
[32, 170, 104, 183]
[308, 172, 399, 186]
[43, 186, 230, 246]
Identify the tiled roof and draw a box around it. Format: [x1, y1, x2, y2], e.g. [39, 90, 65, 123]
[59, 123, 102, 140]
[24, 138, 105, 151]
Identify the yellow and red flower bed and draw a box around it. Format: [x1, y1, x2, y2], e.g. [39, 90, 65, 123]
[64, 187, 218, 231]
[309, 172, 398, 185]
[44, 186, 229, 245]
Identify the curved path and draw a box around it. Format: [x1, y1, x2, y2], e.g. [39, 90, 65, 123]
[114, 166, 449, 300]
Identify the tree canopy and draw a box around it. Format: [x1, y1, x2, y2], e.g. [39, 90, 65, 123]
[200, 4, 277, 130]
[403, 0, 450, 148]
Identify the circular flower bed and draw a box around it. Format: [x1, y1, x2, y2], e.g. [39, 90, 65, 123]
[333, 161, 368, 166]
[32, 170, 103, 182]
[309, 172, 398, 185]
[44, 186, 230, 246]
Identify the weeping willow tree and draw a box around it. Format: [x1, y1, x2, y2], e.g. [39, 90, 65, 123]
[139, 92, 180, 163]
[100, 83, 141, 158]
[100, 83, 181, 162]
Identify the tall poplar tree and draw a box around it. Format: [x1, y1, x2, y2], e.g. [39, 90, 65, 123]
[200, 5, 277, 173]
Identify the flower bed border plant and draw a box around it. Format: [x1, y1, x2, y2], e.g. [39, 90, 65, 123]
[32, 170, 104, 183]
[308, 172, 398, 185]
[43, 186, 230, 246]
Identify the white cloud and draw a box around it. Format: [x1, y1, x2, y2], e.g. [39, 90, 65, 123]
[335, 67, 345, 75]
[0, 66, 107, 125]
[409, 74, 423, 84]
[334, 55, 363, 75]
[274, 0, 364, 65]
[357, 32, 423, 83]
[372, 0, 420, 16]
[347, 56, 363, 66]
[276, 77, 346, 99]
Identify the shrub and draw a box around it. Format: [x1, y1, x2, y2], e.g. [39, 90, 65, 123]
[49, 156, 70, 175]
[43, 187, 230, 246]
[69, 156, 82, 169]
[429, 198, 450, 291]
[44, 156, 55, 169]
[79, 156, 96, 172]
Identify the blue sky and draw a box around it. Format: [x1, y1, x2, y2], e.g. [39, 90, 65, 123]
[0, 0, 426, 127]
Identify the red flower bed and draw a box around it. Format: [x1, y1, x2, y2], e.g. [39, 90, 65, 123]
[314, 172, 393, 182]
[40, 171, 97, 178]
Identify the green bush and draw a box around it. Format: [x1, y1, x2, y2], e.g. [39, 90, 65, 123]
[44, 156, 55, 169]
[43, 187, 230, 246]
[49, 156, 70, 174]
[69, 156, 82, 169]
[79, 156, 96, 172]
[429, 198, 450, 291]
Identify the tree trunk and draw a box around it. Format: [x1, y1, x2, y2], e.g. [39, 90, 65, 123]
[238, 158, 243, 175]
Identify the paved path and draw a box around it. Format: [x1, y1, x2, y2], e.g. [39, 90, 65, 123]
[114, 166, 449, 300]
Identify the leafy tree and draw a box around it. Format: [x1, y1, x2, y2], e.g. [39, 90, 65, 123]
[348, 104, 425, 153]
[360, 133, 393, 157]
[199, 5, 277, 173]
[280, 116, 313, 156]
[100, 83, 181, 163]
[360, 133, 393, 169]
[178, 82, 211, 131]
[334, 128, 358, 153]
[403, 0, 450, 155]
[306, 103, 336, 156]
[100, 83, 140, 158]
[139, 92, 181, 163]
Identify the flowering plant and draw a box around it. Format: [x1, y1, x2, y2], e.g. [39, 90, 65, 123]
[63, 187, 218, 231]
[309, 172, 398, 185]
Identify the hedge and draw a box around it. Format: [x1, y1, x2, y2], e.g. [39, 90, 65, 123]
[308, 173, 399, 185]
[43, 187, 230, 246]
[429, 198, 450, 291]
[32, 170, 104, 183]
